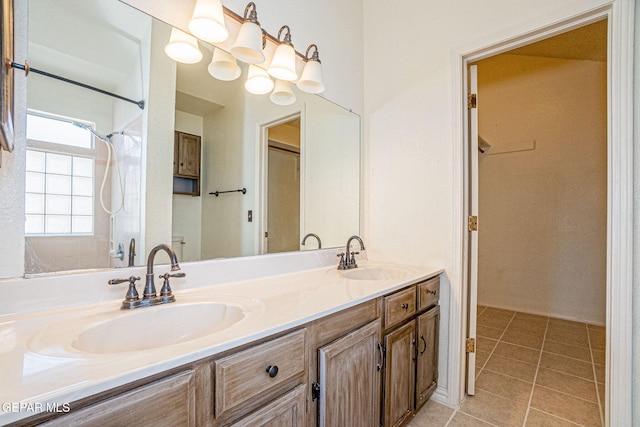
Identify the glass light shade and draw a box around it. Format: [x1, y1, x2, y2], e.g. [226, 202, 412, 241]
[268, 43, 297, 81]
[231, 21, 265, 64]
[164, 27, 203, 64]
[244, 65, 274, 95]
[188, 0, 228, 43]
[270, 80, 296, 106]
[297, 59, 325, 94]
[208, 48, 241, 81]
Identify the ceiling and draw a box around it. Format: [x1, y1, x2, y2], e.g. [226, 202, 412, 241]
[508, 20, 607, 62]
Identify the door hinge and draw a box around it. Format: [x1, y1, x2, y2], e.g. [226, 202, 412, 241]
[264, 231, 268, 238]
[468, 93, 477, 109]
[466, 338, 476, 353]
[468, 216, 478, 231]
[311, 382, 321, 401]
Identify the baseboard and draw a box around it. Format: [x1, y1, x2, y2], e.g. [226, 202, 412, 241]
[477, 302, 606, 327]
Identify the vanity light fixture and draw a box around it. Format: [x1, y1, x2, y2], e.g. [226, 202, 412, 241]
[270, 80, 296, 105]
[244, 65, 274, 94]
[188, 0, 229, 43]
[208, 48, 242, 81]
[297, 44, 325, 94]
[268, 25, 297, 81]
[230, 3, 266, 64]
[164, 27, 203, 64]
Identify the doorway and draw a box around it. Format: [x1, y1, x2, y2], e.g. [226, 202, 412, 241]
[453, 3, 640, 424]
[265, 117, 301, 253]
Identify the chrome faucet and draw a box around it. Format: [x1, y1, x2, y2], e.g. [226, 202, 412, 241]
[337, 236, 365, 270]
[109, 243, 185, 310]
[301, 233, 322, 249]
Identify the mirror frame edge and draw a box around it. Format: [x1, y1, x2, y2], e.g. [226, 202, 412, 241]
[0, 0, 15, 155]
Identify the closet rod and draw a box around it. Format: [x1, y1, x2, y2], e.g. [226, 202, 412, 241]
[11, 61, 145, 110]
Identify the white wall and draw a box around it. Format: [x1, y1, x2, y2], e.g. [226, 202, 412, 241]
[173, 110, 203, 262]
[632, 2, 639, 420]
[476, 54, 607, 325]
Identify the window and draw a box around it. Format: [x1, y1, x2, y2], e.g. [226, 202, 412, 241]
[25, 113, 95, 235]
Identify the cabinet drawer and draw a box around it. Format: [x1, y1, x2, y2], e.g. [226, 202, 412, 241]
[417, 276, 440, 311]
[214, 329, 306, 418]
[384, 287, 416, 329]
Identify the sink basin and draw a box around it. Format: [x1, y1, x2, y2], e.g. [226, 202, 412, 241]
[73, 302, 244, 354]
[338, 266, 412, 281]
[28, 295, 263, 356]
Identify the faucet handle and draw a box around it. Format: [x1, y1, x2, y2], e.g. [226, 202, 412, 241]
[336, 253, 347, 270]
[158, 271, 185, 301]
[109, 276, 141, 303]
[349, 252, 360, 269]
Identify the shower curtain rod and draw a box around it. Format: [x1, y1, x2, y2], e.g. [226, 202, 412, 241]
[11, 61, 145, 110]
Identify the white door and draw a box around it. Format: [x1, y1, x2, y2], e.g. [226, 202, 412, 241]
[466, 64, 479, 395]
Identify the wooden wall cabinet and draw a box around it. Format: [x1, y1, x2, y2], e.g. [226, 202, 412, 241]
[173, 131, 201, 196]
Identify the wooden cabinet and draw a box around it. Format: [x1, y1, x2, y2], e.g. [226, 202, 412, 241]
[214, 329, 306, 422]
[317, 319, 382, 427]
[173, 131, 201, 196]
[40, 370, 196, 427]
[229, 385, 307, 427]
[381, 276, 441, 427]
[415, 306, 440, 409]
[383, 321, 415, 427]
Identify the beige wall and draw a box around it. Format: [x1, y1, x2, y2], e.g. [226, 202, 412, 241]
[476, 54, 607, 324]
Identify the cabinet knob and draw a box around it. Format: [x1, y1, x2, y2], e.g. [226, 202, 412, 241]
[266, 365, 279, 378]
[429, 290, 437, 296]
[401, 303, 409, 310]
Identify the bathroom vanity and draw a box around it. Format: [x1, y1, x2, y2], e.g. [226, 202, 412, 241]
[0, 251, 442, 427]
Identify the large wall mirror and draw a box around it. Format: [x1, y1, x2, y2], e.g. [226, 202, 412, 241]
[22, 0, 360, 275]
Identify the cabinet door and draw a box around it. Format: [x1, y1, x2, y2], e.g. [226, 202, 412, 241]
[415, 306, 440, 410]
[176, 132, 200, 177]
[383, 321, 415, 427]
[318, 319, 382, 427]
[229, 385, 306, 427]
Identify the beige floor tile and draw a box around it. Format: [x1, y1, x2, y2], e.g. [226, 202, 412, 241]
[477, 306, 488, 316]
[591, 349, 606, 365]
[535, 368, 598, 403]
[475, 350, 491, 371]
[587, 324, 605, 333]
[525, 409, 580, 427]
[546, 328, 589, 348]
[502, 328, 544, 350]
[477, 324, 505, 340]
[493, 342, 540, 366]
[476, 337, 498, 353]
[409, 399, 454, 427]
[507, 321, 547, 338]
[484, 354, 537, 383]
[481, 307, 516, 321]
[597, 382, 605, 409]
[477, 316, 511, 330]
[542, 340, 592, 362]
[530, 386, 601, 427]
[539, 352, 594, 380]
[588, 329, 606, 350]
[548, 318, 587, 330]
[476, 370, 533, 403]
[594, 364, 605, 384]
[447, 412, 495, 426]
[514, 312, 549, 324]
[460, 390, 528, 427]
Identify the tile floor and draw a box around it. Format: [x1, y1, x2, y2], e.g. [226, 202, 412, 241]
[409, 306, 606, 427]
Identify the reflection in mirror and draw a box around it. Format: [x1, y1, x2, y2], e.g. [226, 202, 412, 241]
[23, 0, 360, 275]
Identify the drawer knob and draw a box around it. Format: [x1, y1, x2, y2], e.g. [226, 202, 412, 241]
[401, 303, 409, 310]
[266, 365, 279, 378]
[429, 290, 437, 296]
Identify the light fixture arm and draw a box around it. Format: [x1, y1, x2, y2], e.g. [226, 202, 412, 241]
[243, 2, 259, 24]
[305, 44, 321, 63]
[277, 25, 293, 46]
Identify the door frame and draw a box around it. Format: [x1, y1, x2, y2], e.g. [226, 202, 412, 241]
[256, 111, 304, 255]
[450, 1, 634, 425]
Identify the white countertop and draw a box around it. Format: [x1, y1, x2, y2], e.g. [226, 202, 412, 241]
[0, 256, 442, 425]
